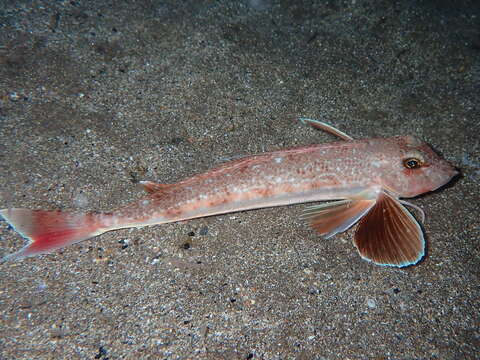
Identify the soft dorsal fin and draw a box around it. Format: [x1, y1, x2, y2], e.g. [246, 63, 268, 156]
[139, 181, 172, 193]
[299, 118, 354, 141]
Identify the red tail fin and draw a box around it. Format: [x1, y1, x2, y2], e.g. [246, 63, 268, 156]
[1, 208, 107, 261]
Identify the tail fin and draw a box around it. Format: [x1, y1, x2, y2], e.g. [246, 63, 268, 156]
[1, 208, 108, 261]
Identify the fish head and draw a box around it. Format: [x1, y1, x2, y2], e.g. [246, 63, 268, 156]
[371, 136, 458, 198]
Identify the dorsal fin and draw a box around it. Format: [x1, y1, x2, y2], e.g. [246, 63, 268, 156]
[299, 118, 354, 141]
[139, 181, 172, 193]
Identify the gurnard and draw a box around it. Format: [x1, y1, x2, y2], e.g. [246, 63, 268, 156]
[0, 119, 457, 267]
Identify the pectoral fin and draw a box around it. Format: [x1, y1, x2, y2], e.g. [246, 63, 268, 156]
[303, 199, 376, 239]
[354, 192, 424, 267]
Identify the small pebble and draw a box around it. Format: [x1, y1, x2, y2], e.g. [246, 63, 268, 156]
[9, 92, 20, 101]
[367, 298, 377, 309]
[73, 192, 89, 208]
[199, 226, 209, 236]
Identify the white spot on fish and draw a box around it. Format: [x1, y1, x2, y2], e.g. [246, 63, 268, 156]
[142, 200, 150, 206]
[274, 157, 283, 164]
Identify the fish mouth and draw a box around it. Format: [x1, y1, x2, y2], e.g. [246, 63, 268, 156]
[450, 167, 460, 178]
[429, 167, 460, 193]
[448, 167, 461, 185]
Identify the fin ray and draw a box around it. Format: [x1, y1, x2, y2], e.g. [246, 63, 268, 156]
[399, 200, 425, 223]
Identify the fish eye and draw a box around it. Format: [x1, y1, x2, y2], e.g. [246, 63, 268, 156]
[403, 157, 422, 169]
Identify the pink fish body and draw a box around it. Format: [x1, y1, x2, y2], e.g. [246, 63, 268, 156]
[0, 119, 457, 267]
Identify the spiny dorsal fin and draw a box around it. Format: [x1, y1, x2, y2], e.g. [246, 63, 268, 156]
[299, 117, 354, 141]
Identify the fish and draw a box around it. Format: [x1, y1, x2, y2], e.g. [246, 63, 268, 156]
[0, 118, 458, 267]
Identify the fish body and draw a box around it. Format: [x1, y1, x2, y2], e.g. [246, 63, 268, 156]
[0, 119, 457, 266]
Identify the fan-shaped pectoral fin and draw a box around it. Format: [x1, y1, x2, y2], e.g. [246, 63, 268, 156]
[354, 192, 425, 267]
